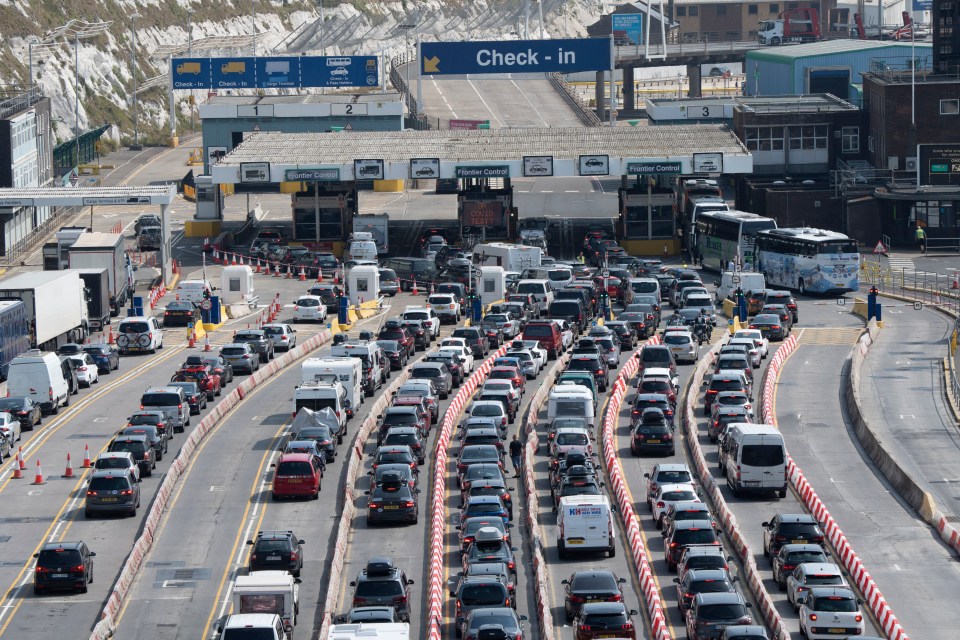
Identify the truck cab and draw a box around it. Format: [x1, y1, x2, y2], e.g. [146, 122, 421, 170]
[758, 8, 821, 45]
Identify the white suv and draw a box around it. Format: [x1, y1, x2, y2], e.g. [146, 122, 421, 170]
[116, 316, 163, 354]
[426, 294, 460, 323]
[403, 307, 440, 337]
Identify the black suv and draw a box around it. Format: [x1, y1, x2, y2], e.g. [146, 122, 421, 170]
[762, 513, 825, 558]
[33, 541, 95, 594]
[247, 530, 305, 577]
[566, 355, 609, 392]
[452, 327, 490, 358]
[349, 558, 415, 622]
[233, 329, 276, 362]
[108, 435, 156, 477]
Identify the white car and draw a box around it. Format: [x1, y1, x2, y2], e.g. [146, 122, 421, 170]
[504, 349, 540, 379]
[440, 337, 469, 351]
[439, 346, 474, 373]
[553, 320, 575, 352]
[331, 66, 348, 76]
[427, 293, 461, 323]
[509, 340, 548, 369]
[726, 338, 761, 368]
[651, 482, 700, 529]
[482, 380, 522, 406]
[798, 586, 865, 639]
[116, 316, 163, 354]
[293, 295, 327, 322]
[662, 330, 697, 363]
[733, 329, 769, 359]
[68, 354, 100, 387]
[93, 451, 141, 482]
[549, 426, 593, 458]
[465, 400, 510, 430]
[0, 412, 20, 446]
[403, 306, 440, 338]
[786, 563, 848, 610]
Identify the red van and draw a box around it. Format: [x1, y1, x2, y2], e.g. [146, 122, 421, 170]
[522, 321, 562, 360]
[272, 453, 322, 500]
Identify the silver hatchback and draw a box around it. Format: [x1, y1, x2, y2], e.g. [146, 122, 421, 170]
[220, 343, 260, 374]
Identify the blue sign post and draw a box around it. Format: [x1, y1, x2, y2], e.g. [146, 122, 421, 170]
[420, 38, 612, 75]
[170, 56, 380, 90]
[612, 14, 643, 46]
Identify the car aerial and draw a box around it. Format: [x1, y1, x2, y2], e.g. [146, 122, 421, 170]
[457, 445, 504, 484]
[726, 338, 761, 368]
[163, 300, 201, 327]
[652, 483, 700, 529]
[762, 513, 825, 558]
[748, 313, 787, 341]
[460, 607, 526, 640]
[483, 314, 521, 341]
[247, 530, 305, 577]
[380, 321, 416, 358]
[366, 471, 420, 525]
[0, 396, 41, 432]
[786, 562, 848, 610]
[65, 353, 99, 387]
[764, 291, 798, 323]
[704, 376, 748, 415]
[677, 546, 733, 581]
[220, 343, 260, 374]
[663, 519, 721, 571]
[459, 462, 507, 495]
[400, 318, 432, 350]
[567, 354, 609, 392]
[457, 517, 511, 553]
[271, 452, 323, 500]
[685, 592, 753, 640]
[292, 295, 328, 323]
[33, 541, 95, 595]
[424, 351, 465, 387]
[84, 469, 140, 518]
[663, 330, 698, 363]
[188, 354, 233, 384]
[108, 435, 155, 477]
[675, 568, 737, 616]
[562, 570, 626, 622]
[233, 329, 275, 361]
[772, 543, 829, 589]
[733, 329, 769, 359]
[262, 323, 297, 351]
[283, 439, 328, 467]
[797, 586, 865, 639]
[632, 393, 675, 427]
[82, 343, 120, 373]
[630, 408, 676, 456]
[409, 362, 453, 399]
[377, 339, 408, 370]
[644, 463, 694, 508]
[550, 426, 593, 459]
[465, 401, 509, 432]
[719, 626, 771, 640]
[380, 426, 426, 465]
[461, 526, 518, 578]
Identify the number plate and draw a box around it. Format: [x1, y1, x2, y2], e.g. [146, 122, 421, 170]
[743, 481, 760, 486]
[827, 629, 846, 634]
[52, 573, 68, 579]
[266, 555, 281, 561]
[791, 539, 805, 544]
[100, 497, 118, 502]
[286, 479, 301, 483]
[567, 539, 584, 545]
[647, 439, 661, 444]
[384, 505, 399, 510]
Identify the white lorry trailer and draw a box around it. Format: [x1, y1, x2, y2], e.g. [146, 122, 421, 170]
[474, 242, 542, 273]
[352, 213, 389, 255]
[68, 232, 131, 316]
[0, 271, 89, 350]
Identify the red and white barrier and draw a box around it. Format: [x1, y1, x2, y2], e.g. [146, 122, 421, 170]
[760, 334, 911, 640]
[89, 328, 337, 640]
[598, 335, 672, 640]
[426, 344, 510, 640]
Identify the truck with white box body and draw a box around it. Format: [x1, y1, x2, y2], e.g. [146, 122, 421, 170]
[75, 268, 111, 331]
[0, 271, 89, 350]
[298, 357, 363, 418]
[352, 214, 389, 255]
[473, 242, 542, 273]
[67, 232, 130, 316]
[231, 571, 299, 638]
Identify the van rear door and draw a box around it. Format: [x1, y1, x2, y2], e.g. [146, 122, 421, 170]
[739, 434, 786, 489]
[561, 501, 610, 549]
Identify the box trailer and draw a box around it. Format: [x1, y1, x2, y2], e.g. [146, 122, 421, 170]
[0, 271, 89, 350]
[68, 232, 130, 315]
[75, 268, 111, 331]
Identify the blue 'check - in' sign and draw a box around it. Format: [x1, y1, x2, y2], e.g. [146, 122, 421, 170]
[420, 38, 611, 75]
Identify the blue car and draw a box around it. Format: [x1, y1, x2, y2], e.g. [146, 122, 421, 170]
[460, 495, 510, 526]
[82, 344, 120, 373]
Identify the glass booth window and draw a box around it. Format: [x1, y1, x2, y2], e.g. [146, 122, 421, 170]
[229, 277, 241, 292]
[357, 278, 369, 292]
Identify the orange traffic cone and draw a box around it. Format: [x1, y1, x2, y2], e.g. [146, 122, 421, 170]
[412, 280, 419, 296]
[11, 451, 23, 479]
[334, 269, 341, 285]
[188, 328, 196, 348]
[286, 265, 293, 279]
[256, 258, 262, 274]
[317, 267, 324, 282]
[62, 453, 74, 478]
[32, 460, 45, 485]
[81, 444, 92, 468]
[273, 263, 281, 278]
[231, 253, 238, 266]
[18, 447, 25, 470]
[299, 267, 307, 281]
[952, 272, 959, 290]
[203, 333, 212, 352]
[239, 254, 245, 266]
[108, 325, 115, 345]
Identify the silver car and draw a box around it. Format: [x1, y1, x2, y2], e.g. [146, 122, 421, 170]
[483, 314, 520, 339]
[409, 362, 453, 399]
[220, 343, 260, 374]
[262, 323, 297, 352]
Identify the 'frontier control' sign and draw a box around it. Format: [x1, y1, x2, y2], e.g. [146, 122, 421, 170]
[626, 161, 682, 175]
[421, 38, 611, 75]
[456, 165, 510, 179]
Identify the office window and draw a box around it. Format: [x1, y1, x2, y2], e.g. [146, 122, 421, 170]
[748, 4, 759, 14]
[744, 126, 785, 152]
[717, 5, 726, 15]
[788, 124, 828, 150]
[841, 127, 860, 153]
[769, 4, 780, 13]
[941, 99, 960, 115]
[689, 6, 699, 17]
[677, 6, 686, 16]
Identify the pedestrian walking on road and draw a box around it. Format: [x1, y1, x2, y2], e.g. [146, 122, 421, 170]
[509, 434, 523, 477]
[915, 223, 927, 254]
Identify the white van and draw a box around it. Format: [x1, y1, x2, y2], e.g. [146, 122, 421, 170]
[716, 271, 766, 303]
[217, 613, 286, 640]
[347, 238, 378, 262]
[175, 279, 214, 304]
[718, 423, 787, 498]
[7, 350, 70, 414]
[547, 386, 596, 428]
[556, 495, 616, 558]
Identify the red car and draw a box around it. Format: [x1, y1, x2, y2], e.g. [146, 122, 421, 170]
[174, 365, 222, 401]
[488, 366, 525, 394]
[272, 453, 322, 500]
[378, 322, 416, 358]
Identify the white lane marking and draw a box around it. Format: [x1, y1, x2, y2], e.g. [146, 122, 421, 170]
[893, 564, 901, 571]
[466, 76, 504, 127]
[431, 78, 457, 119]
[564, 190, 579, 193]
[509, 75, 548, 127]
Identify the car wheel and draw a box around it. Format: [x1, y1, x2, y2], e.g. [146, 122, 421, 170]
[80, 582, 88, 594]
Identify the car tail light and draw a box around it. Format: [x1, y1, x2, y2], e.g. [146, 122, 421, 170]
[855, 614, 863, 622]
[657, 501, 665, 508]
[606, 594, 623, 602]
[353, 597, 367, 605]
[86, 490, 97, 496]
[35, 566, 49, 573]
[773, 325, 781, 330]
[570, 594, 586, 603]
[120, 489, 133, 496]
[404, 500, 415, 507]
[392, 595, 408, 604]
[49, 387, 53, 400]
[73, 565, 85, 573]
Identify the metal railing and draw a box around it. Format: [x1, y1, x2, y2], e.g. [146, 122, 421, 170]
[389, 53, 430, 130]
[546, 73, 601, 127]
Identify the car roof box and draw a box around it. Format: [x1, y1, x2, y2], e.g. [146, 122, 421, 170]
[365, 557, 395, 576]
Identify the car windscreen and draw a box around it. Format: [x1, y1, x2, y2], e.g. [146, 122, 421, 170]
[460, 584, 507, 605]
[121, 322, 149, 333]
[276, 461, 314, 476]
[813, 595, 857, 612]
[95, 457, 131, 470]
[674, 529, 718, 545]
[741, 444, 784, 466]
[549, 302, 582, 316]
[37, 549, 82, 565]
[522, 324, 552, 337]
[697, 603, 747, 621]
[89, 476, 129, 491]
[221, 347, 247, 356]
[471, 405, 503, 417]
[140, 393, 179, 406]
[110, 440, 146, 454]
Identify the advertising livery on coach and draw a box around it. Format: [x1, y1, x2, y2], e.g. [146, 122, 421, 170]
[754, 227, 860, 294]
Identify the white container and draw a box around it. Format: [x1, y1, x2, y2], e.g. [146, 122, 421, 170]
[347, 265, 379, 306]
[220, 266, 255, 306]
[478, 266, 506, 307]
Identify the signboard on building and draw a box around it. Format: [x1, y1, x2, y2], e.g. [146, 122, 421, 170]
[410, 158, 440, 178]
[171, 56, 379, 90]
[239, 162, 271, 184]
[918, 144, 960, 186]
[692, 152, 724, 174]
[449, 119, 489, 130]
[625, 161, 682, 175]
[456, 165, 510, 178]
[612, 14, 643, 46]
[354, 159, 384, 180]
[421, 38, 611, 75]
[285, 168, 340, 182]
[207, 146, 228, 167]
[461, 201, 505, 227]
[578, 155, 610, 176]
[523, 156, 554, 177]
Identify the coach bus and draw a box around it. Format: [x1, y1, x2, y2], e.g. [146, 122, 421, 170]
[755, 228, 860, 294]
[693, 210, 777, 272]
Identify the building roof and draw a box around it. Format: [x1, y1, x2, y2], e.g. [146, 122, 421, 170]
[735, 94, 859, 114]
[747, 40, 932, 64]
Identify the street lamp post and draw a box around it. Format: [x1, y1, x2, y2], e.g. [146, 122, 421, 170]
[252, 0, 257, 57]
[131, 13, 141, 150]
[74, 35, 80, 169]
[187, 8, 193, 57]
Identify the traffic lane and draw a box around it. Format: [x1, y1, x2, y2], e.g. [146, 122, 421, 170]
[615, 335, 754, 638]
[780, 339, 960, 640]
[536, 352, 644, 640]
[857, 306, 959, 520]
[0, 345, 191, 623]
[109, 311, 399, 638]
[334, 321, 470, 639]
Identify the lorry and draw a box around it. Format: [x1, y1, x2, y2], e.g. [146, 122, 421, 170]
[42, 226, 89, 270]
[473, 242, 543, 273]
[758, 8, 821, 45]
[352, 214, 389, 255]
[0, 271, 89, 350]
[68, 232, 131, 315]
[325, 623, 410, 639]
[0, 300, 31, 380]
[75, 268, 111, 332]
[231, 571, 300, 638]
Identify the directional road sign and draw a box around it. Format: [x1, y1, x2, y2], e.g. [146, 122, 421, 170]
[170, 56, 379, 90]
[420, 38, 611, 75]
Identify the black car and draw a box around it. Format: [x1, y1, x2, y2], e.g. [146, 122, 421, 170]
[630, 408, 676, 456]
[163, 300, 201, 327]
[108, 435, 156, 476]
[603, 321, 635, 350]
[452, 327, 489, 358]
[749, 314, 786, 341]
[167, 380, 207, 415]
[0, 396, 41, 430]
[293, 425, 337, 464]
[308, 282, 342, 308]
[233, 329, 275, 361]
[566, 355, 609, 392]
[562, 570, 626, 622]
[350, 558, 414, 622]
[423, 352, 465, 387]
[400, 319, 431, 350]
[33, 541, 95, 594]
[247, 530, 305, 577]
[117, 424, 169, 461]
[762, 513, 825, 558]
[82, 344, 120, 373]
[377, 340, 408, 370]
[366, 472, 420, 525]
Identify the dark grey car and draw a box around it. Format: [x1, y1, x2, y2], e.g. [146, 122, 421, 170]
[84, 470, 140, 517]
[349, 558, 414, 622]
[409, 362, 452, 399]
[233, 330, 275, 361]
